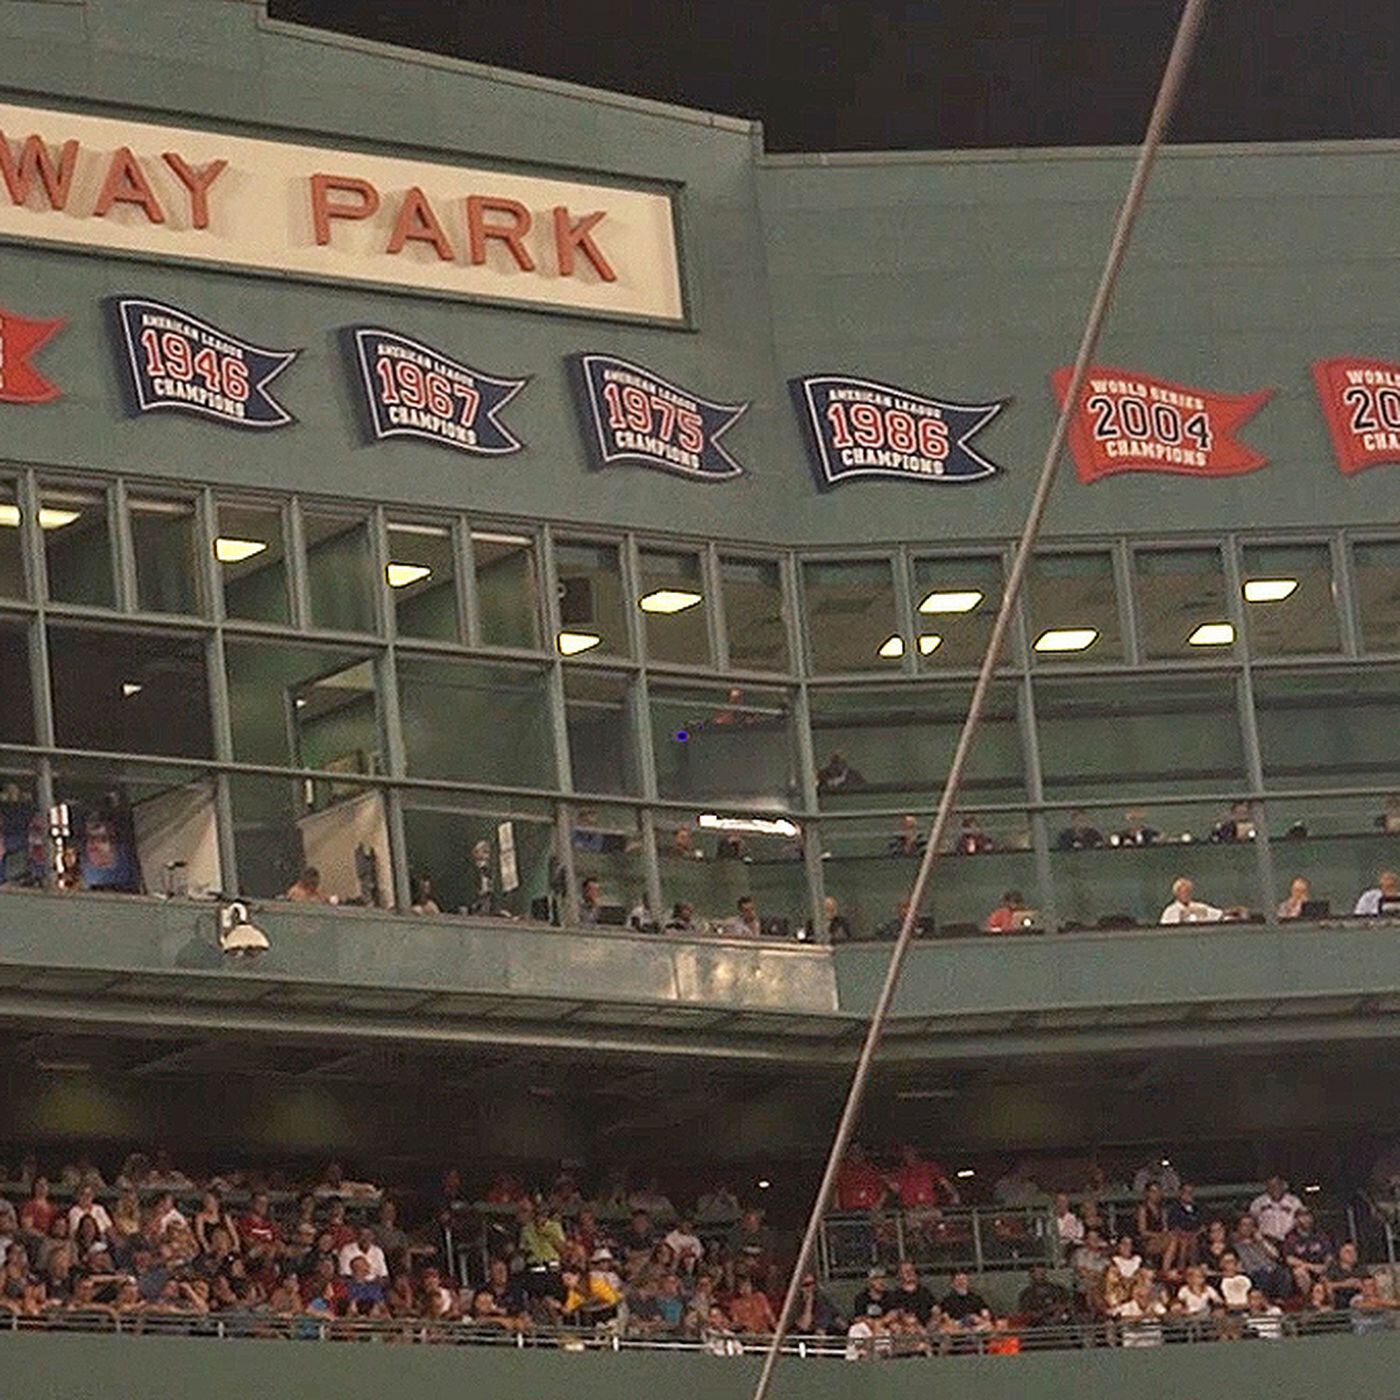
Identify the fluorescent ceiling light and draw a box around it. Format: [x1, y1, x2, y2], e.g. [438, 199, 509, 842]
[120, 682, 143, 698]
[385, 563, 432, 588]
[639, 588, 702, 614]
[214, 536, 268, 564]
[387, 521, 450, 538]
[919, 589, 983, 614]
[556, 631, 602, 656]
[877, 634, 905, 659]
[1187, 621, 1235, 646]
[698, 812, 801, 838]
[918, 634, 943, 655]
[1243, 577, 1298, 603]
[0, 505, 82, 530]
[956, 1169, 976, 1179]
[1034, 627, 1099, 653]
[471, 530, 533, 547]
[294, 697, 307, 709]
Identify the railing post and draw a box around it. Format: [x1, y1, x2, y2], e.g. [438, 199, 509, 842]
[971, 1205, 985, 1275]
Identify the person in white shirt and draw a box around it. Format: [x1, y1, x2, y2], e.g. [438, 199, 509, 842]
[663, 1217, 704, 1270]
[1159, 877, 1224, 925]
[1174, 1266, 1222, 1316]
[337, 1226, 388, 1280]
[1243, 1288, 1284, 1339]
[1217, 1253, 1253, 1311]
[1115, 1280, 1167, 1347]
[1249, 1175, 1304, 1245]
[67, 1186, 114, 1239]
[1353, 869, 1399, 916]
[148, 1191, 187, 1240]
[1052, 1193, 1084, 1260]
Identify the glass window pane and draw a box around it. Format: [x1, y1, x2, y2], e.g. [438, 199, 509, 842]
[49, 625, 213, 759]
[130, 496, 201, 616]
[53, 758, 222, 898]
[1352, 540, 1400, 653]
[387, 519, 458, 641]
[0, 618, 33, 743]
[803, 557, 899, 673]
[473, 529, 541, 649]
[1263, 793, 1396, 920]
[225, 640, 377, 769]
[304, 509, 376, 634]
[0, 757, 41, 888]
[1027, 551, 1124, 663]
[401, 790, 556, 920]
[0, 479, 25, 598]
[810, 683, 1024, 812]
[554, 537, 628, 658]
[229, 772, 391, 907]
[912, 554, 1003, 668]
[41, 482, 114, 608]
[650, 683, 797, 806]
[565, 669, 639, 796]
[659, 818, 808, 939]
[639, 546, 709, 666]
[720, 555, 788, 673]
[1047, 799, 1260, 932]
[1133, 547, 1235, 660]
[1035, 676, 1245, 804]
[571, 803, 649, 927]
[398, 655, 553, 788]
[217, 499, 289, 624]
[1241, 542, 1340, 656]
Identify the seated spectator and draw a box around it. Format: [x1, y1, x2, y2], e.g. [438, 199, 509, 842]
[344, 1255, 387, 1313]
[19, 1177, 56, 1240]
[1102, 1236, 1146, 1313]
[146, 1190, 187, 1242]
[1115, 1278, 1167, 1346]
[1305, 1280, 1334, 1312]
[582, 1249, 623, 1322]
[1353, 869, 1399, 916]
[890, 1259, 936, 1326]
[663, 1215, 703, 1272]
[1117, 810, 1161, 847]
[416, 1266, 455, 1319]
[939, 1271, 992, 1332]
[1277, 876, 1311, 920]
[1159, 877, 1226, 925]
[1173, 1265, 1222, 1316]
[1053, 1193, 1085, 1261]
[889, 814, 924, 857]
[836, 1145, 887, 1212]
[67, 1185, 113, 1240]
[670, 825, 703, 859]
[955, 815, 994, 855]
[1349, 1275, 1397, 1334]
[1164, 1183, 1203, 1272]
[1056, 810, 1104, 851]
[794, 1271, 842, 1335]
[1284, 1209, 1334, 1297]
[1250, 1175, 1304, 1247]
[578, 877, 603, 927]
[237, 1192, 280, 1264]
[110, 1190, 142, 1254]
[285, 866, 330, 903]
[810, 894, 851, 943]
[1211, 801, 1257, 844]
[852, 1267, 890, 1320]
[728, 1208, 774, 1280]
[724, 896, 762, 939]
[984, 889, 1030, 934]
[517, 1198, 566, 1270]
[703, 1303, 742, 1355]
[816, 751, 864, 793]
[619, 1209, 657, 1273]
[338, 1226, 388, 1281]
[727, 1275, 777, 1334]
[409, 875, 440, 915]
[1325, 1240, 1367, 1308]
[1231, 1213, 1288, 1295]
[844, 1312, 884, 1360]
[877, 899, 916, 941]
[193, 1191, 241, 1256]
[1135, 1183, 1171, 1270]
[1018, 1264, 1074, 1327]
[1217, 1252, 1252, 1311]
[886, 1307, 933, 1356]
[1243, 1287, 1284, 1340]
[663, 902, 700, 936]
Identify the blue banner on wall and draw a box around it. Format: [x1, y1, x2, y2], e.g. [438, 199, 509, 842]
[569, 353, 748, 481]
[346, 327, 527, 456]
[110, 297, 298, 429]
[791, 374, 1007, 488]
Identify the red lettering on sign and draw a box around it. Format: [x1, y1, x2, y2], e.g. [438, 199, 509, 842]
[465, 195, 535, 272]
[385, 186, 455, 262]
[161, 152, 227, 230]
[309, 172, 380, 245]
[93, 146, 166, 223]
[0, 131, 78, 210]
[552, 207, 615, 282]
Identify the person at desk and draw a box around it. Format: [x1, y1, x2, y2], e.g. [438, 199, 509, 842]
[816, 751, 865, 793]
[1159, 876, 1243, 925]
[285, 866, 330, 903]
[984, 889, 1031, 934]
[889, 813, 924, 857]
[1354, 869, 1400, 917]
[1377, 796, 1400, 835]
[1116, 810, 1161, 847]
[1056, 811, 1104, 851]
[1277, 876, 1311, 920]
[578, 876, 602, 926]
[724, 895, 762, 939]
[1210, 801, 1256, 844]
[664, 902, 699, 936]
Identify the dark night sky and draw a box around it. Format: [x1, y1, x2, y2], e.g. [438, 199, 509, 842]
[268, 0, 1399, 153]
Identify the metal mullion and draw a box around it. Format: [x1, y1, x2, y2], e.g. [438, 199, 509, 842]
[892, 543, 916, 676]
[1016, 671, 1057, 931]
[1332, 531, 1360, 658]
[702, 541, 727, 672]
[111, 478, 137, 613]
[286, 497, 312, 632]
[454, 516, 479, 646]
[554, 800, 579, 927]
[17, 469, 44, 605]
[628, 664, 664, 920]
[196, 487, 222, 624]
[780, 551, 807, 680]
[621, 533, 645, 662]
[1112, 537, 1140, 666]
[370, 505, 393, 641]
[792, 683, 826, 939]
[212, 773, 239, 898]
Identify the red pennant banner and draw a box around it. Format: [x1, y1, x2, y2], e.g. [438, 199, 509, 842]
[1051, 365, 1271, 484]
[0, 307, 64, 404]
[1311, 357, 1400, 476]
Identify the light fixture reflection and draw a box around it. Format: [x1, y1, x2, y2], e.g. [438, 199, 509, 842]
[877, 634, 905, 659]
[919, 589, 983, 614]
[1187, 621, 1235, 646]
[639, 588, 702, 614]
[918, 634, 943, 655]
[1034, 627, 1099, 653]
[556, 631, 602, 656]
[1243, 577, 1298, 603]
[385, 563, 432, 588]
[214, 537, 268, 564]
[0, 505, 82, 530]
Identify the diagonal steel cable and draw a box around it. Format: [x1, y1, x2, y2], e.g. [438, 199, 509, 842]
[750, 3, 1212, 1395]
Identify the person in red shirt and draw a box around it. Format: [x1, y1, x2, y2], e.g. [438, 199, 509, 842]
[324, 1200, 357, 1251]
[984, 889, 1029, 934]
[836, 1145, 888, 1212]
[299, 1254, 348, 1313]
[889, 1146, 958, 1209]
[726, 1276, 778, 1334]
[238, 1192, 281, 1261]
[19, 1176, 56, 1237]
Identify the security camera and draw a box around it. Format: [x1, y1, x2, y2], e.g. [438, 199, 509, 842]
[219, 902, 270, 957]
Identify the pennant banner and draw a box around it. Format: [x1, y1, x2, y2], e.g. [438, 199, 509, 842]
[1051, 365, 1271, 484]
[1311, 357, 1400, 476]
[345, 327, 526, 456]
[568, 353, 747, 481]
[791, 374, 1006, 489]
[110, 297, 298, 429]
[0, 307, 65, 404]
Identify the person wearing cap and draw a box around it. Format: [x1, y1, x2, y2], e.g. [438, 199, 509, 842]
[852, 1266, 890, 1319]
[583, 1248, 623, 1321]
